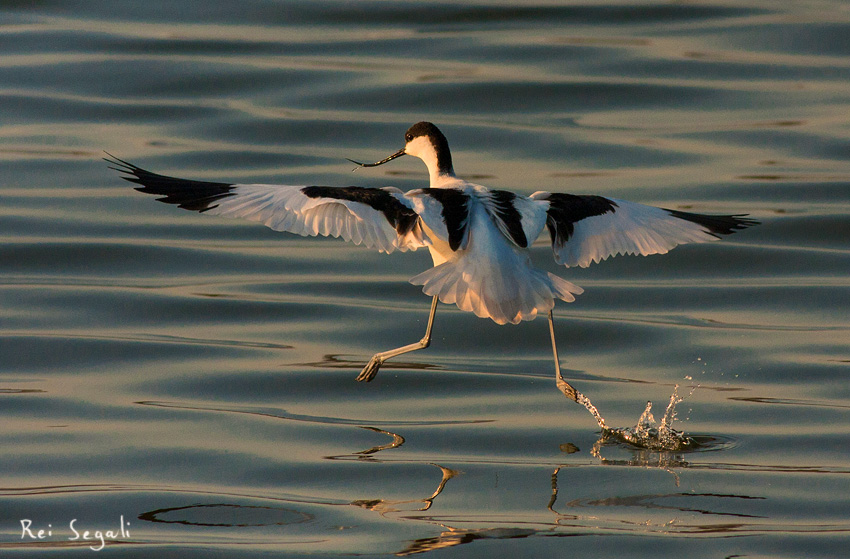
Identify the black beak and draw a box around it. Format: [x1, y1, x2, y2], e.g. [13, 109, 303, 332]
[347, 148, 406, 168]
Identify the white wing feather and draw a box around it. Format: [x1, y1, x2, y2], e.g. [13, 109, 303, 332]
[530, 193, 731, 268]
[206, 184, 424, 253]
[559, 198, 721, 267]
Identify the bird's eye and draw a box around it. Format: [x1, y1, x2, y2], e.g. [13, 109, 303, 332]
[405, 133, 413, 142]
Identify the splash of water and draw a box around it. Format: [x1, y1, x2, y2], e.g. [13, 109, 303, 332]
[605, 385, 696, 451]
[562, 379, 698, 452]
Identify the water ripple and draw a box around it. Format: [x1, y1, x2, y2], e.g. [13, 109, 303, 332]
[3, 0, 850, 556]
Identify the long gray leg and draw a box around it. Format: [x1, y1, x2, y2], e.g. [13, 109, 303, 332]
[550, 309, 608, 429]
[549, 309, 579, 402]
[356, 295, 439, 382]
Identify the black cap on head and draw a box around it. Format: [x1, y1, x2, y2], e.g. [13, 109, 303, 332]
[405, 122, 453, 175]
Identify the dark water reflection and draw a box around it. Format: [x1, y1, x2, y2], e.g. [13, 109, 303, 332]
[2, 0, 850, 556]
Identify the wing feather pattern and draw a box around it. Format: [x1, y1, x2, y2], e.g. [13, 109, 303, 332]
[108, 155, 426, 253]
[531, 191, 758, 268]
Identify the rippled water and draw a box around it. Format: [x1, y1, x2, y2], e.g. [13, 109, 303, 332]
[2, 1, 849, 556]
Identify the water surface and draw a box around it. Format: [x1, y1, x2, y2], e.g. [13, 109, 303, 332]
[1, 1, 849, 556]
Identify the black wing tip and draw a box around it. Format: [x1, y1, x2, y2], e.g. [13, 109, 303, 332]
[103, 152, 139, 174]
[103, 152, 150, 185]
[666, 209, 759, 236]
[105, 153, 236, 212]
[724, 214, 760, 231]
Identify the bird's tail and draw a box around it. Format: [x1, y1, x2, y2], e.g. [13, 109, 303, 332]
[409, 253, 582, 325]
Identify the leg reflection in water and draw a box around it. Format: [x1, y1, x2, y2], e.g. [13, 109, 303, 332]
[350, 464, 459, 514]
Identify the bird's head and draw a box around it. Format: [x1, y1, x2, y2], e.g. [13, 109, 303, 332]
[348, 121, 455, 183]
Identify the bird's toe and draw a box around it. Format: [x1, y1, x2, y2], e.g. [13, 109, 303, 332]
[356, 356, 382, 382]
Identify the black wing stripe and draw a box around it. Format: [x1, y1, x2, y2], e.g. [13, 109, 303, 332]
[489, 190, 528, 248]
[106, 154, 235, 212]
[300, 186, 418, 236]
[544, 193, 618, 246]
[664, 209, 759, 237]
[423, 188, 469, 251]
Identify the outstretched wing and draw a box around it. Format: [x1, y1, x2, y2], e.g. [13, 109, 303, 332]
[530, 191, 758, 268]
[108, 155, 426, 253]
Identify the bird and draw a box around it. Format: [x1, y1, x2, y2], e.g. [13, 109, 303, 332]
[107, 121, 757, 394]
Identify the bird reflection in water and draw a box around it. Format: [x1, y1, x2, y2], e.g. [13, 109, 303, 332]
[330, 388, 739, 554]
[325, 428, 459, 514]
[328, 429, 490, 555]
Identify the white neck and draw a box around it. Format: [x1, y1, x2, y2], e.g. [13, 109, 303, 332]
[425, 160, 456, 187]
[405, 136, 455, 186]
